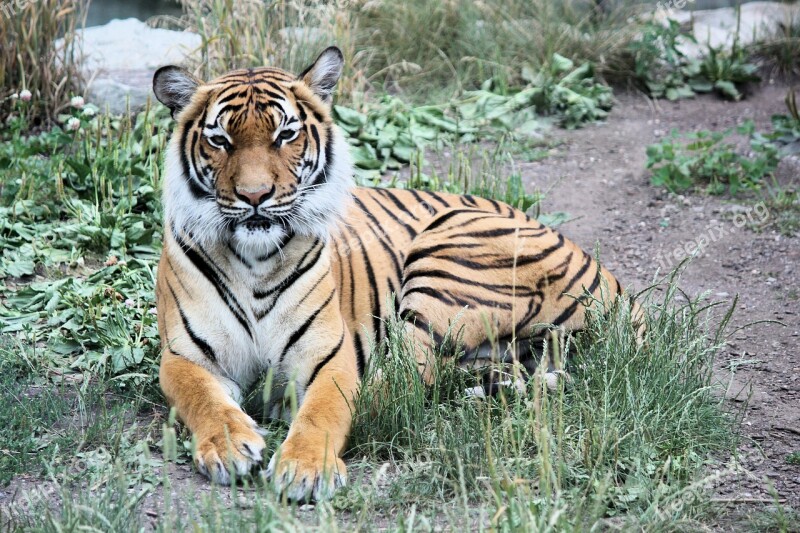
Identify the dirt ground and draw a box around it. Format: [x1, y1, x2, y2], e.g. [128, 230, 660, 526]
[522, 82, 800, 520]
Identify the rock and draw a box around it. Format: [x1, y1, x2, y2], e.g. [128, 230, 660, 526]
[59, 18, 201, 114]
[654, 1, 800, 58]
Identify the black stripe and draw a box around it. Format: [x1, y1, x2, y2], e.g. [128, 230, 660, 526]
[216, 88, 249, 105]
[255, 232, 293, 262]
[347, 241, 357, 320]
[220, 103, 246, 115]
[403, 268, 537, 297]
[404, 284, 512, 310]
[295, 98, 308, 121]
[410, 316, 445, 345]
[460, 194, 479, 207]
[332, 238, 346, 302]
[408, 189, 433, 215]
[309, 123, 321, 153]
[559, 252, 593, 300]
[167, 281, 218, 363]
[366, 191, 417, 239]
[354, 196, 395, 246]
[552, 267, 602, 327]
[403, 285, 456, 306]
[179, 119, 209, 200]
[259, 80, 288, 93]
[347, 226, 382, 340]
[353, 198, 403, 282]
[420, 209, 485, 233]
[227, 242, 252, 269]
[439, 234, 565, 271]
[165, 255, 193, 297]
[425, 191, 451, 209]
[403, 242, 483, 270]
[485, 198, 503, 214]
[306, 333, 345, 388]
[251, 86, 286, 100]
[456, 227, 548, 239]
[322, 124, 334, 183]
[297, 273, 328, 308]
[253, 240, 322, 300]
[172, 229, 253, 338]
[376, 188, 420, 221]
[354, 332, 366, 377]
[280, 290, 336, 363]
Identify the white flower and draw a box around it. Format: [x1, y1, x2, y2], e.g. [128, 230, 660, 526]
[148, 307, 158, 316]
[19, 89, 32, 102]
[82, 107, 96, 117]
[11, 93, 19, 100]
[124, 299, 135, 308]
[66, 117, 81, 131]
[70, 95, 85, 108]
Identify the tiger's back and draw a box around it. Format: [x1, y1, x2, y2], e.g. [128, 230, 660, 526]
[333, 187, 625, 381]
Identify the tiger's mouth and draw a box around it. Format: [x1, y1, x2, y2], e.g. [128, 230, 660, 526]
[240, 214, 273, 231]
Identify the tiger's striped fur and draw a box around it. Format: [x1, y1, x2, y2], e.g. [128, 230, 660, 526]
[153, 47, 638, 501]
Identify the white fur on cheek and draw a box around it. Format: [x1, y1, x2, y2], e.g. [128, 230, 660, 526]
[163, 138, 227, 246]
[290, 125, 354, 240]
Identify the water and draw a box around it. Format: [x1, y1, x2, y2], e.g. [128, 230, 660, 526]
[86, 0, 182, 27]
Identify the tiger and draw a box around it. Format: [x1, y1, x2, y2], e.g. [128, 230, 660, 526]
[152, 46, 640, 501]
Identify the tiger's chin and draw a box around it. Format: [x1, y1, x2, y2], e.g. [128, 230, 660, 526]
[230, 222, 291, 259]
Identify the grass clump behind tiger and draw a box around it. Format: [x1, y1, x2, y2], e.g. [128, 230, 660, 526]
[334, 275, 737, 529]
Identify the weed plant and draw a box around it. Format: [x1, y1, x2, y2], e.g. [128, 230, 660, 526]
[749, 13, 800, 78]
[646, 121, 780, 194]
[626, 19, 759, 101]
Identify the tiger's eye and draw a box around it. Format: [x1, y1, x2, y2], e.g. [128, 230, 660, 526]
[209, 135, 231, 150]
[277, 129, 296, 143]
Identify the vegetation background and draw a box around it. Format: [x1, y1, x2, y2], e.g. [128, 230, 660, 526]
[1, 0, 799, 530]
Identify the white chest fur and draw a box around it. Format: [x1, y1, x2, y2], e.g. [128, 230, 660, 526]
[167, 233, 332, 400]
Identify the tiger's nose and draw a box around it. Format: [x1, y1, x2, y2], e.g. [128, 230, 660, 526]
[235, 185, 275, 206]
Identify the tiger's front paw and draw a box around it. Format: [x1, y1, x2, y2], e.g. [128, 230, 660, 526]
[193, 410, 266, 485]
[263, 440, 347, 501]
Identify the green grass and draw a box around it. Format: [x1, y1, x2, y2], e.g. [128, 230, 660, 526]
[173, 0, 640, 104]
[1, 273, 740, 530]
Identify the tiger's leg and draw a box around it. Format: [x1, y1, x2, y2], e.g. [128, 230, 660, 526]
[160, 350, 266, 485]
[265, 323, 360, 501]
[400, 306, 563, 393]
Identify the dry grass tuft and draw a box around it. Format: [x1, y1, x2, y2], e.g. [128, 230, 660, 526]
[0, 0, 86, 125]
[177, 0, 370, 102]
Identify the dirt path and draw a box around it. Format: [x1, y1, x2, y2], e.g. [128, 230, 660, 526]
[521, 83, 800, 515]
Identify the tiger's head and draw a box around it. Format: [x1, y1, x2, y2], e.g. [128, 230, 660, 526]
[153, 47, 353, 256]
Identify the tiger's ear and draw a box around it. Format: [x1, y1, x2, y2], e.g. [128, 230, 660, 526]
[299, 47, 344, 104]
[153, 66, 202, 117]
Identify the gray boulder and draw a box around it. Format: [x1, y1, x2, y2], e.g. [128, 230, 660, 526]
[654, 1, 800, 58]
[62, 18, 200, 114]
